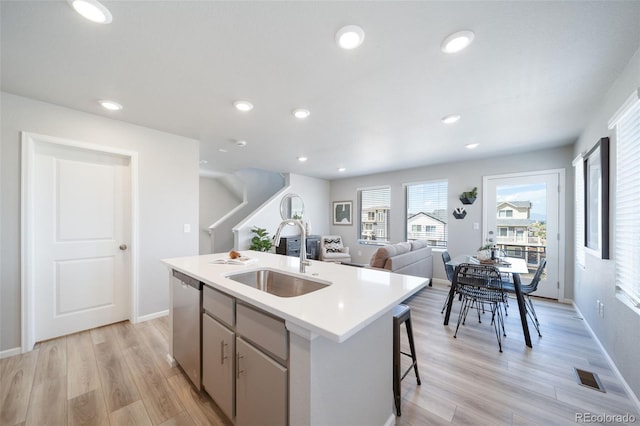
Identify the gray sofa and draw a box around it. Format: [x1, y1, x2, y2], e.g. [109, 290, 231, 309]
[368, 240, 433, 285]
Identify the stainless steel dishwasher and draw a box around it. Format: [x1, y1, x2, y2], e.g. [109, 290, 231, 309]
[172, 269, 202, 389]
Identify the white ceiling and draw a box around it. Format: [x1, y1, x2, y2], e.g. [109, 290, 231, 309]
[2, 1, 639, 180]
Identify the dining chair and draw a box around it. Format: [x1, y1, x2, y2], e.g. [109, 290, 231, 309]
[501, 258, 546, 337]
[440, 251, 456, 314]
[453, 263, 507, 352]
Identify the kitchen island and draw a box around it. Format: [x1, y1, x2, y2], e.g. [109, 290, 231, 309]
[162, 251, 428, 426]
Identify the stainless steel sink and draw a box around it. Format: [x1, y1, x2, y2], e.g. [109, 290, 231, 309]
[226, 269, 330, 297]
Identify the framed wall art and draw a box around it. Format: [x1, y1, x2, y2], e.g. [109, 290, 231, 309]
[333, 201, 352, 225]
[584, 137, 610, 259]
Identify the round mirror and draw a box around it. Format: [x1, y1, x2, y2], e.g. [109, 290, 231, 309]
[280, 193, 304, 220]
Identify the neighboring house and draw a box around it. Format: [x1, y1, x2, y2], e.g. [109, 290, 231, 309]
[361, 206, 390, 241]
[407, 212, 447, 246]
[495, 201, 545, 266]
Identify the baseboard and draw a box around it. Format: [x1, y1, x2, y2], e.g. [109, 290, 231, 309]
[572, 302, 640, 413]
[137, 309, 169, 323]
[0, 346, 22, 360]
[383, 413, 396, 426]
[430, 278, 451, 288]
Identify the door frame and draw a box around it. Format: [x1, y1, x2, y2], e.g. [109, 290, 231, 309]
[482, 168, 566, 302]
[21, 132, 139, 352]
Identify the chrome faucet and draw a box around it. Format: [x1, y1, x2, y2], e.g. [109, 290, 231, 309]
[274, 219, 310, 273]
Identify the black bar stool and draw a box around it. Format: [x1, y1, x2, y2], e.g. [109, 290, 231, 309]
[393, 304, 421, 416]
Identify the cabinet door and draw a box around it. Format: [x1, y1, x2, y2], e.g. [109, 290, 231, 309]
[202, 314, 235, 420]
[236, 338, 287, 426]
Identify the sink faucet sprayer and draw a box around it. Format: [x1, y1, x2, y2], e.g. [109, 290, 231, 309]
[273, 219, 310, 273]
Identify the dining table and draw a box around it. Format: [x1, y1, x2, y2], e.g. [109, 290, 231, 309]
[443, 256, 533, 348]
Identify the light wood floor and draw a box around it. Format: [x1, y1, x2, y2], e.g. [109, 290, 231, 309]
[1, 284, 638, 425]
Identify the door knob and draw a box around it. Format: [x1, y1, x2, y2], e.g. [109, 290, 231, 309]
[119, 244, 128, 251]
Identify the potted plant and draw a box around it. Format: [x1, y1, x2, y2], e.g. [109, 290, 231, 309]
[460, 187, 478, 204]
[249, 226, 273, 252]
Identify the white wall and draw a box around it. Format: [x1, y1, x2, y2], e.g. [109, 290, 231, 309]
[572, 48, 640, 402]
[234, 173, 330, 250]
[329, 146, 574, 295]
[199, 175, 241, 254]
[0, 93, 199, 353]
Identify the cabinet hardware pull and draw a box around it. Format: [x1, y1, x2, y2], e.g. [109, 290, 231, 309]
[236, 353, 244, 378]
[220, 341, 228, 364]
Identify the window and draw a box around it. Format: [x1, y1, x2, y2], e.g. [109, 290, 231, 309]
[609, 89, 640, 309]
[499, 209, 513, 218]
[359, 187, 390, 243]
[573, 154, 585, 268]
[405, 180, 448, 247]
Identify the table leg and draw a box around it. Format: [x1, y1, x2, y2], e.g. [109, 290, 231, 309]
[512, 273, 532, 348]
[443, 279, 457, 326]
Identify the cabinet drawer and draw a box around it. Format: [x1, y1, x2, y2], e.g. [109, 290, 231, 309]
[236, 304, 288, 362]
[203, 286, 235, 327]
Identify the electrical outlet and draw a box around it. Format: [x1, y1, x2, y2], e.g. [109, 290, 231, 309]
[183, 224, 191, 233]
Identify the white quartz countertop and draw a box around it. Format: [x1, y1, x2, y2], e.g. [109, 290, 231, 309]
[162, 251, 428, 343]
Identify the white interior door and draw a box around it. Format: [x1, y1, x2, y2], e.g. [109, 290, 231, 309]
[483, 170, 564, 300]
[31, 139, 131, 343]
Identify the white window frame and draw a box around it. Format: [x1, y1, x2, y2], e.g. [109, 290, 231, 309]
[358, 186, 391, 245]
[404, 179, 448, 248]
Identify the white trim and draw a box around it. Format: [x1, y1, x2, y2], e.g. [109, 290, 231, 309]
[483, 169, 566, 301]
[232, 184, 291, 231]
[137, 309, 169, 323]
[608, 88, 640, 129]
[383, 413, 396, 426]
[0, 347, 22, 359]
[20, 132, 140, 351]
[572, 302, 640, 412]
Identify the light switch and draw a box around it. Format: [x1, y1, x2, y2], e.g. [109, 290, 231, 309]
[183, 224, 191, 233]
[473, 222, 480, 230]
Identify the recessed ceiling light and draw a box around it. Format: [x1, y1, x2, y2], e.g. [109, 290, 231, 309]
[337, 167, 346, 172]
[218, 148, 228, 153]
[233, 100, 253, 112]
[465, 143, 480, 149]
[441, 30, 475, 54]
[336, 25, 365, 50]
[235, 140, 247, 147]
[297, 156, 308, 162]
[292, 108, 310, 119]
[441, 114, 461, 124]
[67, 0, 112, 24]
[99, 100, 122, 111]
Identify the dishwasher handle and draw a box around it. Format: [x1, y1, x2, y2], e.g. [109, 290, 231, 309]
[172, 269, 203, 290]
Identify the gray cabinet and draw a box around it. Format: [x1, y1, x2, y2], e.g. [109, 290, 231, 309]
[202, 314, 235, 420]
[275, 235, 301, 257]
[236, 337, 287, 426]
[201, 287, 288, 425]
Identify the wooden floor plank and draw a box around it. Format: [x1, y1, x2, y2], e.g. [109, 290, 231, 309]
[166, 373, 231, 426]
[66, 331, 101, 399]
[24, 376, 66, 426]
[93, 328, 141, 413]
[32, 338, 66, 386]
[109, 400, 153, 426]
[0, 349, 39, 426]
[158, 411, 197, 426]
[67, 388, 109, 426]
[123, 342, 183, 425]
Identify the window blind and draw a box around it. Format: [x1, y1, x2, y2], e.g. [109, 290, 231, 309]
[611, 90, 640, 307]
[405, 180, 448, 247]
[572, 155, 585, 268]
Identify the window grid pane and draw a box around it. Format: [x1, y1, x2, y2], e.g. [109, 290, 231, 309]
[406, 180, 448, 247]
